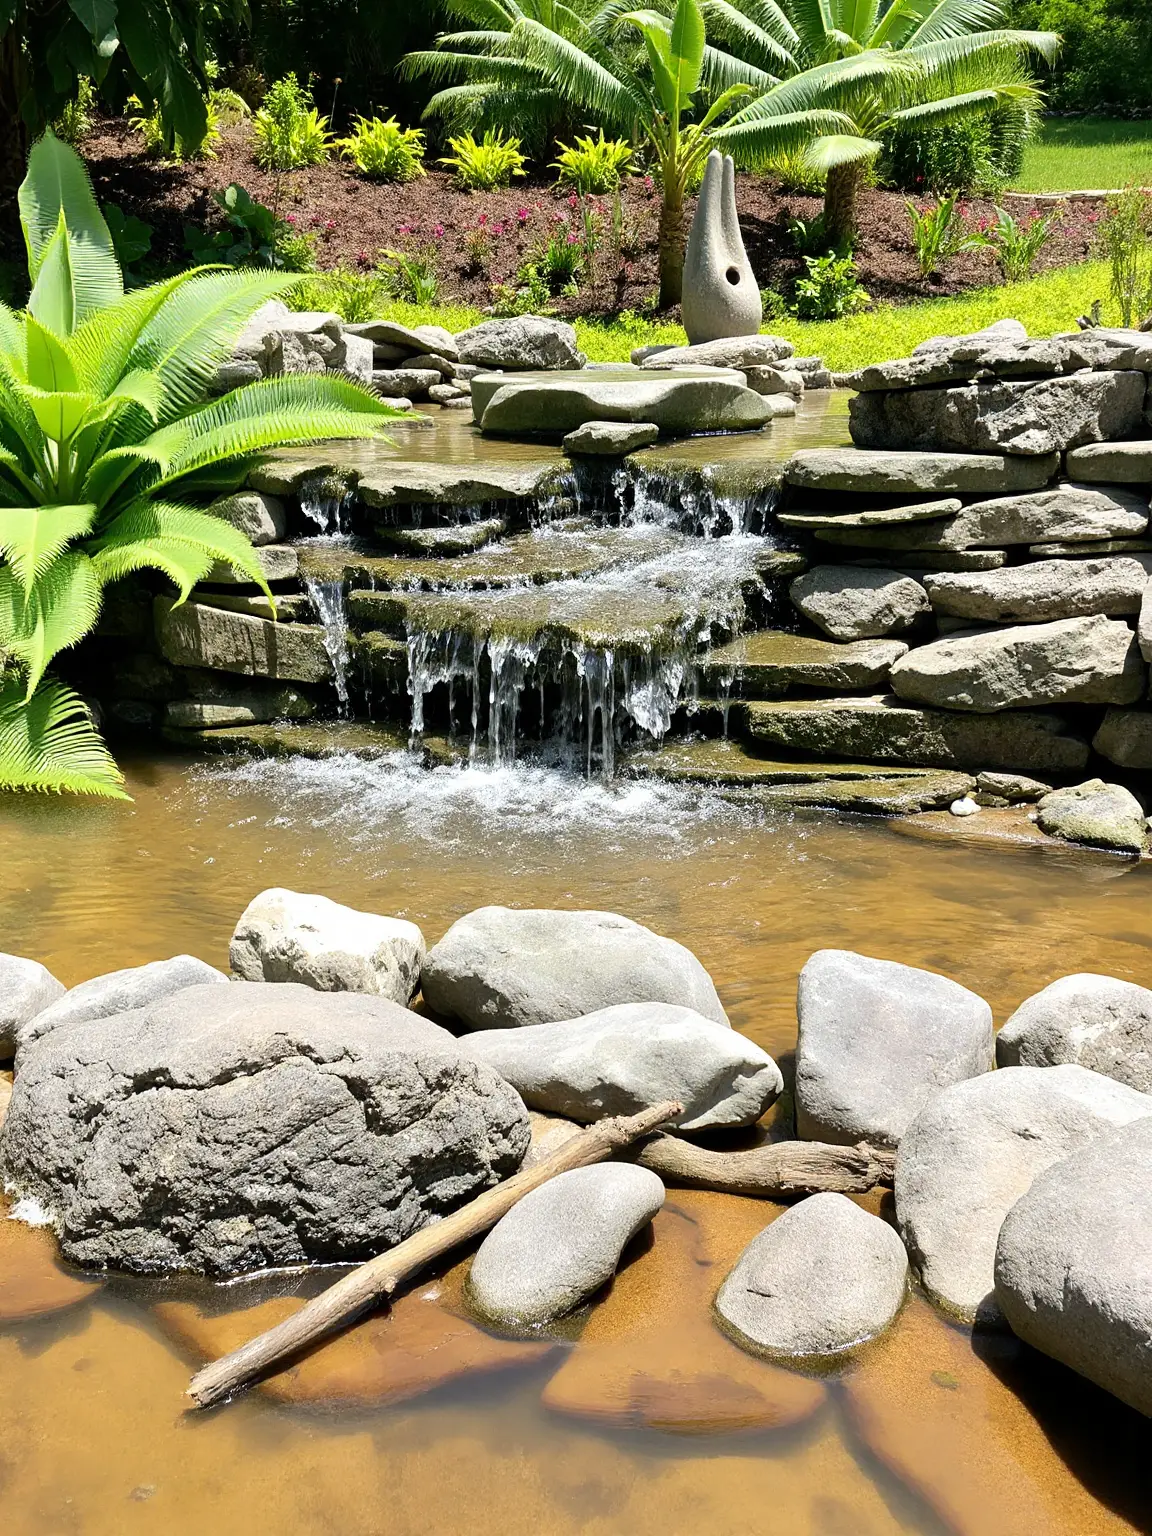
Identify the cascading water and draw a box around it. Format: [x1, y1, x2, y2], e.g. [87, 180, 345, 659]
[304, 576, 352, 715]
[299, 473, 353, 537]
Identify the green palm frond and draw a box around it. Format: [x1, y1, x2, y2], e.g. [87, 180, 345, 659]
[91, 501, 274, 602]
[0, 552, 103, 695]
[0, 505, 97, 594]
[701, 0, 798, 71]
[0, 676, 128, 799]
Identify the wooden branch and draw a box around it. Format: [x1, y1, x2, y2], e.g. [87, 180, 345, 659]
[186, 1097, 683, 1410]
[631, 1133, 896, 1196]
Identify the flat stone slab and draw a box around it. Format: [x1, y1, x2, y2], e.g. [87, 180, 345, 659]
[374, 518, 507, 557]
[164, 686, 313, 729]
[785, 448, 1059, 495]
[154, 597, 333, 684]
[847, 331, 1152, 392]
[161, 721, 414, 759]
[923, 557, 1148, 623]
[202, 544, 298, 586]
[790, 566, 929, 640]
[345, 319, 458, 361]
[356, 460, 554, 508]
[997, 973, 1152, 1091]
[1066, 441, 1152, 482]
[777, 498, 961, 531]
[700, 630, 909, 691]
[742, 695, 1090, 775]
[563, 421, 660, 456]
[755, 770, 977, 815]
[472, 366, 773, 437]
[639, 335, 794, 370]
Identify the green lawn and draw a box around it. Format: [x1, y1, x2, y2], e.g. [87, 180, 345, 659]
[1014, 118, 1152, 192]
[375, 260, 1117, 373]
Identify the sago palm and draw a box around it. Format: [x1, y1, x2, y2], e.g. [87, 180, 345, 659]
[0, 133, 400, 800]
[705, 0, 1058, 244]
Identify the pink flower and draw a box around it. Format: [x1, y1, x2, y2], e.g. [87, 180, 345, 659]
[643, 175, 654, 191]
[478, 212, 488, 225]
[568, 194, 578, 208]
[285, 213, 297, 225]
[567, 232, 580, 244]
[516, 206, 530, 222]
[433, 223, 445, 239]
[323, 219, 336, 234]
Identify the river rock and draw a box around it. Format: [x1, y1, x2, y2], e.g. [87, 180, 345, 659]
[796, 949, 993, 1148]
[455, 316, 584, 371]
[1093, 706, 1152, 770]
[467, 1164, 665, 1326]
[462, 1002, 780, 1130]
[889, 616, 1145, 711]
[345, 319, 458, 362]
[744, 365, 805, 396]
[894, 1063, 1152, 1321]
[743, 695, 1090, 774]
[849, 372, 1146, 457]
[681, 150, 761, 345]
[789, 567, 929, 640]
[154, 597, 333, 683]
[422, 906, 727, 1030]
[562, 420, 660, 456]
[997, 973, 1152, 1090]
[18, 954, 228, 1051]
[229, 888, 426, 1003]
[1035, 778, 1149, 854]
[207, 491, 286, 546]
[785, 448, 1059, 495]
[639, 334, 793, 371]
[373, 368, 440, 399]
[994, 1116, 1152, 1416]
[0, 956, 65, 1056]
[0, 982, 529, 1274]
[923, 558, 1147, 624]
[715, 1194, 908, 1358]
[472, 366, 771, 437]
[975, 769, 1050, 801]
[1066, 440, 1152, 482]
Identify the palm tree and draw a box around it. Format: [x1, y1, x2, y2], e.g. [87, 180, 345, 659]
[705, 0, 1058, 245]
[0, 133, 400, 798]
[405, 0, 842, 306]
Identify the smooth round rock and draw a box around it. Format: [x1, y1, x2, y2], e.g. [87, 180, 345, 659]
[0, 954, 65, 1056]
[790, 566, 930, 641]
[468, 1164, 665, 1326]
[18, 954, 228, 1051]
[716, 1193, 909, 1358]
[997, 973, 1152, 1091]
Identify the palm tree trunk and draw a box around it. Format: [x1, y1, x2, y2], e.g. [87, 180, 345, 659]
[823, 161, 862, 249]
[657, 186, 687, 310]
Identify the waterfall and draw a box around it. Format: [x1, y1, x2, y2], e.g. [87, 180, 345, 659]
[304, 577, 352, 714]
[299, 474, 353, 536]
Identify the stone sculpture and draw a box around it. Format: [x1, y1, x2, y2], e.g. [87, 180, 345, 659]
[682, 150, 762, 345]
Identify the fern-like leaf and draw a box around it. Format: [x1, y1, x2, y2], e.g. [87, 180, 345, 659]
[0, 675, 128, 799]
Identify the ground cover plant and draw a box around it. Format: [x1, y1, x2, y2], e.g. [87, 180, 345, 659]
[1013, 118, 1152, 193]
[0, 134, 399, 800]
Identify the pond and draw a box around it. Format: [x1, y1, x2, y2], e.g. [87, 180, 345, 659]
[2, 753, 1150, 1536]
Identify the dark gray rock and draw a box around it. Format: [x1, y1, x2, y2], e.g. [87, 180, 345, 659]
[889, 616, 1146, 712]
[994, 1115, 1152, 1416]
[1035, 778, 1149, 854]
[0, 955, 64, 1056]
[163, 687, 313, 729]
[0, 982, 529, 1274]
[998, 973, 1152, 1090]
[923, 558, 1147, 624]
[789, 567, 929, 641]
[785, 448, 1059, 495]
[456, 316, 584, 371]
[422, 906, 728, 1031]
[467, 1163, 665, 1326]
[894, 1063, 1152, 1321]
[461, 1001, 781, 1130]
[715, 1193, 908, 1358]
[796, 949, 993, 1148]
[373, 368, 440, 399]
[975, 770, 1050, 802]
[19, 955, 227, 1051]
[1093, 707, 1152, 770]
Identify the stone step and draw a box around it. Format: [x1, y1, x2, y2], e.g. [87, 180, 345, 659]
[161, 721, 413, 759]
[154, 597, 332, 684]
[698, 630, 908, 694]
[785, 449, 1058, 495]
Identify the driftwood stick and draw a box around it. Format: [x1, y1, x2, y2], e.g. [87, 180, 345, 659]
[632, 1133, 896, 1196]
[186, 1097, 683, 1410]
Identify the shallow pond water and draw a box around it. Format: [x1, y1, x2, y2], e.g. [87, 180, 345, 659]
[2, 754, 1151, 1536]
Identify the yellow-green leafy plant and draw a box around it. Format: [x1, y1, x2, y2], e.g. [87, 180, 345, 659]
[338, 116, 426, 181]
[551, 132, 634, 193]
[252, 73, 333, 171]
[0, 133, 399, 799]
[440, 129, 526, 190]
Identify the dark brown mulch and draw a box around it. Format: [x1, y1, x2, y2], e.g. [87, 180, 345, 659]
[81, 117, 1104, 314]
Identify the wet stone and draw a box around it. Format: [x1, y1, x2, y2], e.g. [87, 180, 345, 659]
[373, 518, 507, 557]
[624, 737, 951, 787]
[473, 366, 772, 438]
[785, 448, 1060, 495]
[699, 630, 909, 693]
[154, 598, 333, 685]
[1035, 779, 1149, 855]
[997, 973, 1152, 1091]
[161, 720, 413, 759]
[0, 955, 64, 1056]
[163, 686, 313, 730]
[563, 420, 660, 456]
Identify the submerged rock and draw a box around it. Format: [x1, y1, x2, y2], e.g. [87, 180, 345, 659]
[18, 954, 227, 1051]
[562, 420, 659, 456]
[995, 1115, 1152, 1417]
[894, 1063, 1152, 1321]
[462, 1002, 780, 1130]
[0, 955, 64, 1056]
[716, 1194, 908, 1358]
[789, 566, 929, 640]
[467, 1164, 665, 1326]
[1035, 779, 1149, 854]
[0, 982, 529, 1274]
[997, 973, 1152, 1091]
[229, 888, 425, 1003]
[0, 1194, 103, 1323]
[422, 906, 728, 1030]
[796, 949, 993, 1148]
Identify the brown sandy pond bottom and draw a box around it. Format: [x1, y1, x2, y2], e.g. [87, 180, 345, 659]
[2, 753, 1151, 1536]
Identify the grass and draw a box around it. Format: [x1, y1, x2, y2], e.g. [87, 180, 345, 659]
[376, 260, 1119, 372]
[1013, 118, 1152, 193]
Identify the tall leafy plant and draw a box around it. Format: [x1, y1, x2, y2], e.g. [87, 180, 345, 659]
[0, 133, 399, 799]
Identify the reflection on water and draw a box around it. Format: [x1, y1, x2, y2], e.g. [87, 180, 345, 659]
[2, 753, 1151, 1534]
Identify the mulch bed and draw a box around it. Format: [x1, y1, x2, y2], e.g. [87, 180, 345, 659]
[81, 117, 1105, 315]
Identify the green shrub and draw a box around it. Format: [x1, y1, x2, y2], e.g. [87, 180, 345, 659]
[760, 148, 825, 194]
[440, 130, 526, 191]
[252, 73, 332, 171]
[129, 82, 247, 162]
[288, 267, 392, 321]
[793, 253, 870, 319]
[881, 105, 1036, 195]
[535, 228, 584, 294]
[185, 184, 315, 271]
[551, 132, 633, 194]
[51, 77, 95, 146]
[381, 247, 440, 304]
[974, 204, 1061, 283]
[103, 203, 154, 273]
[906, 193, 983, 279]
[1099, 186, 1152, 327]
[338, 116, 426, 181]
[1010, 0, 1152, 112]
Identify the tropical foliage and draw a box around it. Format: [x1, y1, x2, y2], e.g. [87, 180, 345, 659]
[0, 133, 399, 799]
[551, 132, 635, 193]
[337, 117, 427, 181]
[252, 73, 334, 171]
[439, 129, 528, 190]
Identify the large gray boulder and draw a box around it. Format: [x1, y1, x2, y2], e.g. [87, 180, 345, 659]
[229, 888, 426, 1004]
[894, 1063, 1152, 1321]
[471, 366, 772, 437]
[849, 372, 1146, 457]
[923, 558, 1147, 624]
[467, 1163, 665, 1326]
[19, 954, 227, 1051]
[0, 955, 64, 1056]
[0, 982, 529, 1274]
[461, 1002, 781, 1130]
[206, 491, 286, 546]
[997, 973, 1152, 1091]
[345, 319, 458, 362]
[994, 1116, 1152, 1416]
[790, 567, 929, 641]
[639, 335, 793, 371]
[715, 1193, 909, 1358]
[455, 316, 584, 371]
[422, 906, 727, 1031]
[1035, 778, 1149, 855]
[849, 328, 1151, 392]
[680, 150, 761, 346]
[785, 448, 1059, 495]
[796, 949, 993, 1148]
[889, 616, 1145, 712]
